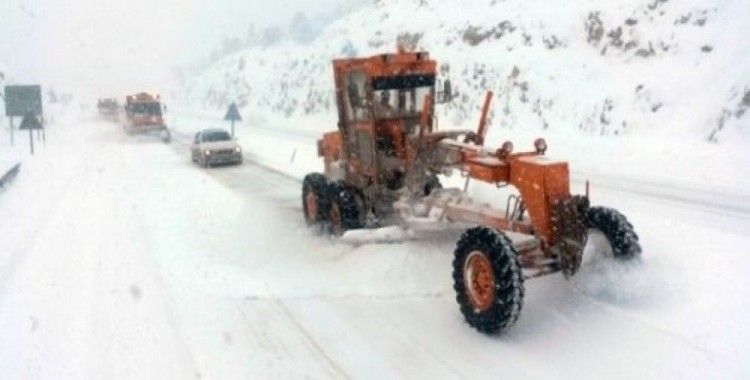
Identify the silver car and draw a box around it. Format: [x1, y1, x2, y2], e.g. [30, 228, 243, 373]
[191, 129, 243, 167]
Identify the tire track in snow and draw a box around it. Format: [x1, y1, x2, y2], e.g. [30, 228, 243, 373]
[234, 300, 350, 379]
[570, 286, 716, 359]
[273, 298, 350, 379]
[0, 128, 102, 297]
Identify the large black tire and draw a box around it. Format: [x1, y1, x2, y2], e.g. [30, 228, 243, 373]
[423, 173, 442, 196]
[586, 206, 641, 259]
[327, 182, 364, 236]
[302, 173, 330, 227]
[452, 227, 524, 334]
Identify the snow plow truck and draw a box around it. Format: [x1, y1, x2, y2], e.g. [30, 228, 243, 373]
[96, 98, 120, 122]
[122, 92, 171, 143]
[302, 50, 642, 334]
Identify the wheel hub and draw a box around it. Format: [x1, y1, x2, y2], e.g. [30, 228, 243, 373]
[305, 190, 318, 220]
[463, 250, 496, 312]
[330, 203, 342, 234]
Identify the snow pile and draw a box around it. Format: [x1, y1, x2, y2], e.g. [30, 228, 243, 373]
[0, 63, 20, 170]
[181, 0, 749, 142]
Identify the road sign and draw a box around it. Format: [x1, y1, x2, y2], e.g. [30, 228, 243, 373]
[224, 102, 242, 122]
[4, 85, 43, 117]
[19, 112, 43, 130]
[224, 102, 242, 137]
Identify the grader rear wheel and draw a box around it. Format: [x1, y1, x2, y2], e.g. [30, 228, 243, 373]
[302, 173, 330, 227]
[327, 182, 364, 236]
[306, 192, 319, 221]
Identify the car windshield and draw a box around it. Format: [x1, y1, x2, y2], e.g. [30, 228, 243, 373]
[131, 102, 162, 115]
[203, 131, 231, 142]
[371, 74, 435, 119]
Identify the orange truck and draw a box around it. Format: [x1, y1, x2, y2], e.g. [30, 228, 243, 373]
[122, 92, 171, 142]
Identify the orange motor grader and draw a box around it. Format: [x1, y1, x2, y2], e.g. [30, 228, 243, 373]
[302, 51, 641, 334]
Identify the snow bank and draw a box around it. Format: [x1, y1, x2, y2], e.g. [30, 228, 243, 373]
[0, 63, 22, 173]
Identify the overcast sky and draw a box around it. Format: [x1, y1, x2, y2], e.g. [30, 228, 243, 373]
[0, 0, 367, 94]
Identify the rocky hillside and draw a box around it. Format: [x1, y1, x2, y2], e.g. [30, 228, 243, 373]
[181, 0, 749, 143]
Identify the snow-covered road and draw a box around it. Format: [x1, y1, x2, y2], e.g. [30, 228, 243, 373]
[0, 113, 748, 379]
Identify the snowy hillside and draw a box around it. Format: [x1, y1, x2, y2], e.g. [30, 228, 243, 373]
[182, 0, 749, 143]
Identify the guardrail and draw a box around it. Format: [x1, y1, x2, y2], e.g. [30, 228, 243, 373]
[0, 163, 21, 190]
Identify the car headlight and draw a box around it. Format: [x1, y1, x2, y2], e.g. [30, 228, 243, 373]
[205, 150, 211, 155]
[235, 147, 241, 153]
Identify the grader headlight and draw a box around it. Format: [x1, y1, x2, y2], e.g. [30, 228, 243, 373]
[534, 138, 547, 154]
[496, 141, 513, 159]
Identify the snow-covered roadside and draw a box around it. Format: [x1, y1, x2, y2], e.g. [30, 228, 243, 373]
[0, 113, 201, 378]
[0, 115, 24, 176]
[0, 102, 79, 182]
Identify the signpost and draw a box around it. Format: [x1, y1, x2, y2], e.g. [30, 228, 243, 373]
[224, 102, 242, 138]
[19, 112, 42, 155]
[8, 117, 13, 146]
[4, 85, 43, 147]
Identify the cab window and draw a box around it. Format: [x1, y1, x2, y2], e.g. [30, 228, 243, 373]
[344, 71, 369, 122]
[356, 130, 374, 167]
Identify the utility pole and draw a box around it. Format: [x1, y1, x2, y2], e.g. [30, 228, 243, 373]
[9, 117, 14, 146]
[29, 127, 34, 155]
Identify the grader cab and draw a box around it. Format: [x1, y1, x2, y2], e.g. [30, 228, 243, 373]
[313, 51, 450, 224]
[303, 50, 641, 334]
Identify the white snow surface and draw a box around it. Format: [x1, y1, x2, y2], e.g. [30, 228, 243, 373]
[0, 101, 747, 378]
[1, 0, 749, 378]
[181, 0, 750, 144]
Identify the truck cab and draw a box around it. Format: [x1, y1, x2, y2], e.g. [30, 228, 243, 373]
[123, 92, 170, 142]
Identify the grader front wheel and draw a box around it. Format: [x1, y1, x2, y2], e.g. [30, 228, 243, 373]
[586, 206, 642, 259]
[452, 227, 525, 334]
